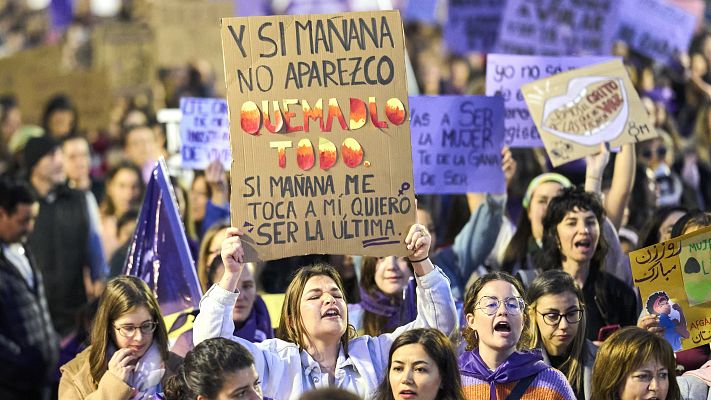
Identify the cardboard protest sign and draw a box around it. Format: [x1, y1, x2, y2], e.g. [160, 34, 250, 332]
[614, 0, 695, 66]
[179, 97, 231, 170]
[92, 22, 154, 96]
[150, 0, 234, 92]
[486, 54, 615, 148]
[410, 95, 505, 194]
[444, 0, 503, 54]
[0, 46, 112, 131]
[521, 60, 656, 167]
[496, 0, 618, 56]
[221, 11, 417, 262]
[631, 225, 711, 351]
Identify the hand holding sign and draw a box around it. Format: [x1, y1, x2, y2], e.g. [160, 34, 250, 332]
[219, 227, 245, 291]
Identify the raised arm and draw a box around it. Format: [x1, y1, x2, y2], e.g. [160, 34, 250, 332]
[605, 143, 635, 230]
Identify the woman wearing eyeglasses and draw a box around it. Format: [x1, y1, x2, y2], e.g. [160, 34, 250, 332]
[459, 271, 575, 400]
[59, 276, 179, 399]
[521, 270, 596, 400]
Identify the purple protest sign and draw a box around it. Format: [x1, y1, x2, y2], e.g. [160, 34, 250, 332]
[614, 0, 696, 65]
[179, 97, 231, 170]
[485, 54, 615, 147]
[124, 159, 202, 344]
[444, 0, 503, 55]
[496, 0, 618, 56]
[404, 0, 439, 24]
[410, 95, 505, 194]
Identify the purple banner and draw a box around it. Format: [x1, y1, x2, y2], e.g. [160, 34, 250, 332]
[485, 54, 616, 147]
[444, 0, 503, 54]
[410, 95, 505, 194]
[124, 160, 202, 342]
[614, 0, 696, 65]
[496, 0, 618, 56]
[404, 0, 439, 24]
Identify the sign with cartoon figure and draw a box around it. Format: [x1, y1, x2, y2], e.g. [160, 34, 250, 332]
[521, 60, 657, 167]
[221, 11, 416, 262]
[631, 226, 711, 351]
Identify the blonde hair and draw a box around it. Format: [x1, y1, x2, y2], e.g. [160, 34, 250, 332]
[88, 276, 169, 386]
[277, 264, 356, 353]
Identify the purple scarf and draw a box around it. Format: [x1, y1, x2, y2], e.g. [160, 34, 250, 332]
[235, 295, 274, 342]
[459, 348, 548, 400]
[358, 278, 417, 331]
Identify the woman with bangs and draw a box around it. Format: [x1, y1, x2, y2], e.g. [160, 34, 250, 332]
[523, 270, 597, 399]
[459, 271, 575, 400]
[193, 224, 457, 400]
[348, 255, 416, 336]
[536, 186, 637, 342]
[591, 327, 681, 400]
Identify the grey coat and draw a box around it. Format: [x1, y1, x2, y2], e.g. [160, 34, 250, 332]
[540, 339, 598, 400]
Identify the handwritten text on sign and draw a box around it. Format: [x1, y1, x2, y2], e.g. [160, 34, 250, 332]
[410, 95, 505, 194]
[630, 226, 711, 352]
[444, 0, 503, 55]
[221, 12, 416, 262]
[485, 54, 614, 148]
[614, 0, 696, 66]
[179, 97, 231, 170]
[496, 0, 617, 56]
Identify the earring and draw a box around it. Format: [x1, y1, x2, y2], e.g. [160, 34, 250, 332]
[473, 330, 479, 341]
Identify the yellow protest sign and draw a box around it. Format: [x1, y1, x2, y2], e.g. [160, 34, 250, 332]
[521, 59, 657, 166]
[631, 225, 711, 351]
[221, 11, 416, 262]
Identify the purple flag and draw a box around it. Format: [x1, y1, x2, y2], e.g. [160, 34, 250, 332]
[124, 159, 202, 343]
[50, 0, 73, 32]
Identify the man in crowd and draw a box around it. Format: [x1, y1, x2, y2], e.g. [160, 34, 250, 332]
[22, 136, 106, 340]
[0, 177, 58, 399]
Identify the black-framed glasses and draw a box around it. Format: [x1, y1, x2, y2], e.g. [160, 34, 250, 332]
[641, 147, 667, 159]
[475, 296, 526, 316]
[537, 310, 583, 326]
[113, 321, 158, 338]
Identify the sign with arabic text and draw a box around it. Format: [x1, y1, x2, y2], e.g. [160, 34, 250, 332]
[630, 225, 711, 352]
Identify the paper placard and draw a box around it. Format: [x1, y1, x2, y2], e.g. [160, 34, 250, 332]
[496, 0, 618, 56]
[221, 11, 416, 262]
[521, 60, 656, 166]
[444, 0, 503, 54]
[614, 0, 696, 65]
[631, 226, 711, 352]
[410, 95, 505, 194]
[179, 97, 231, 170]
[486, 54, 615, 148]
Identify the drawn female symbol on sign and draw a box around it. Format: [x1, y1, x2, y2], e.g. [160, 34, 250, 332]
[398, 182, 411, 196]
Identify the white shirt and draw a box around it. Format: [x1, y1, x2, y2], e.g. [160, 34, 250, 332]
[193, 267, 458, 400]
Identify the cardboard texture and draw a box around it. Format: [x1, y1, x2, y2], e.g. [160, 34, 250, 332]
[521, 60, 656, 167]
[179, 97, 231, 170]
[150, 0, 234, 91]
[409, 95, 505, 194]
[221, 11, 416, 262]
[0, 46, 111, 131]
[92, 22, 155, 96]
[485, 54, 615, 148]
[630, 225, 711, 352]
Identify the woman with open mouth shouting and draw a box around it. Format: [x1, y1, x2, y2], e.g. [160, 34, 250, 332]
[193, 224, 457, 400]
[536, 187, 637, 343]
[459, 271, 575, 400]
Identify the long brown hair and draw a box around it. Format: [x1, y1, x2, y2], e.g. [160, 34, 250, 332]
[88, 276, 169, 386]
[591, 327, 680, 400]
[523, 270, 587, 396]
[462, 271, 530, 351]
[359, 256, 408, 336]
[277, 264, 356, 354]
[196, 222, 229, 292]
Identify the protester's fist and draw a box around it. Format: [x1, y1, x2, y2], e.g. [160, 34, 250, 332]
[205, 159, 227, 190]
[585, 142, 610, 178]
[107, 348, 136, 383]
[637, 314, 664, 336]
[221, 227, 245, 275]
[405, 223, 430, 261]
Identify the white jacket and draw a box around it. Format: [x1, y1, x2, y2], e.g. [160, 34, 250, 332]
[193, 267, 458, 400]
